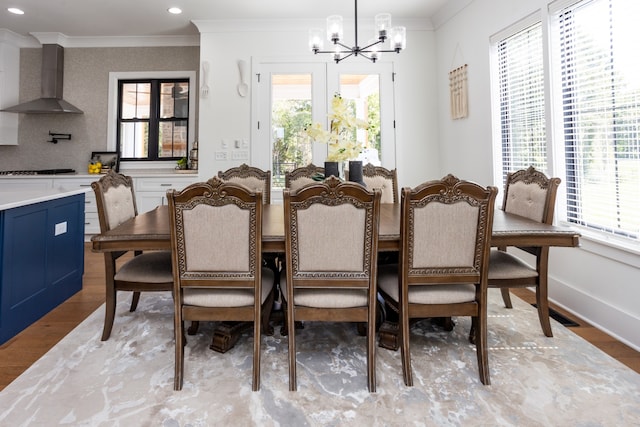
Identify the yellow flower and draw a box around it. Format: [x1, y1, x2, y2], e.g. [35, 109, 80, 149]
[302, 93, 369, 162]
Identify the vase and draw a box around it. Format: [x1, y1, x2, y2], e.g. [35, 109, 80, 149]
[324, 161, 340, 179]
[348, 160, 366, 187]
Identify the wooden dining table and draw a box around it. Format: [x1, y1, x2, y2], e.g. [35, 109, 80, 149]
[91, 203, 580, 352]
[91, 203, 581, 253]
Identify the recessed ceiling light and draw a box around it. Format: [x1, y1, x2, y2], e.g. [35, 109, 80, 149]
[167, 7, 182, 15]
[8, 8, 25, 15]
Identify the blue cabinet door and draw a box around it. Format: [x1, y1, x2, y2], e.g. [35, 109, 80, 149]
[0, 193, 85, 344]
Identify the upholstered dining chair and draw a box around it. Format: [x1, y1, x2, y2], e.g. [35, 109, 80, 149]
[282, 176, 382, 392]
[377, 175, 497, 386]
[488, 166, 561, 337]
[167, 177, 274, 391]
[91, 170, 174, 341]
[284, 163, 324, 192]
[218, 163, 271, 204]
[216, 163, 278, 336]
[361, 163, 398, 203]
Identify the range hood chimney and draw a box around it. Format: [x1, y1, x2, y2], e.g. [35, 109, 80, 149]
[1, 44, 83, 114]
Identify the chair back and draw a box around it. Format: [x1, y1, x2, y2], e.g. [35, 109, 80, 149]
[168, 177, 263, 288]
[362, 163, 398, 203]
[284, 163, 324, 192]
[401, 175, 497, 286]
[284, 176, 381, 289]
[92, 170, 138, 232]
[502, 166, 561, 224]
[218, 163, 271, 204]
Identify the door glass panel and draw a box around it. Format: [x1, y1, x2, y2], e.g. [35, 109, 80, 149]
[339, 74, 381, 165]
[271, 74, 313, 189]
[121, 83, 150, 119]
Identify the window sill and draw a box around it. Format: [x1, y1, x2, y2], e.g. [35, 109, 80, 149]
[560, 222, 640, 269]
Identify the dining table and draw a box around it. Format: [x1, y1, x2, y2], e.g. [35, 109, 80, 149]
[91, 203, 581, 352]
[91, 203, 580, 253]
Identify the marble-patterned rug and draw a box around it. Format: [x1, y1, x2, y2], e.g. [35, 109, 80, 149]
[1, 291, 639, 427]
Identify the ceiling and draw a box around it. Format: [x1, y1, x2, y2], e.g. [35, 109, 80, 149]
[1, 0, 451, 39]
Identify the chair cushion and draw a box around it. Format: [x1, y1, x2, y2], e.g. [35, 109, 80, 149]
[377, 264, 476, 304]
[488, 249, 538, 280]
[183, 204, 250, 272]
[364, 175, 394, 203]
[505, 181, 547, 222]
[103, 184, 136, 230]
[225, 176, 266, 196]
[182, 267, 275, 307]
[280, 274, 368, 308]
[114, 251, 173, 283]
[412, 202, 479, 268]
[297, 203, 365, 272]
[288, 177, 317, 192]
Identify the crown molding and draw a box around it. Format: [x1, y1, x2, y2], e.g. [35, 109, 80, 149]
[28, 32, 199, 48]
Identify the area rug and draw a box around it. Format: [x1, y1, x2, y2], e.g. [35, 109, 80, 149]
[0, 291, 638, 426]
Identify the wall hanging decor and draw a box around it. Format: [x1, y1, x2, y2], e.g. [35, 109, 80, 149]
[449, 64, 468, 120]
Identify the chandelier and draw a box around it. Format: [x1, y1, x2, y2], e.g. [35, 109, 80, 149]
[308, 0, 407, 63]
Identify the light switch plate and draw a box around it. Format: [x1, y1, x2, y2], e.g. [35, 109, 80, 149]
[215, 151, 228, 160]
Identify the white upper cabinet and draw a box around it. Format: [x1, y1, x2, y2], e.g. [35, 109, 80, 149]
[0, 37, 19, 145]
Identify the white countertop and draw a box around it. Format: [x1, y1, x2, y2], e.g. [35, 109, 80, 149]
[0, 169, 199, 179]
[0, 187, 90, 211]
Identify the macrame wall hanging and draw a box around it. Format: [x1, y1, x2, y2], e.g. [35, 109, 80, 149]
[449, 63, 468, 120]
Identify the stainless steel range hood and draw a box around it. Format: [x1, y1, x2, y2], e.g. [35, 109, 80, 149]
[1, 44, 83, 114]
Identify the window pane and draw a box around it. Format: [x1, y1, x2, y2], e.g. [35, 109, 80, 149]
[159, 120, 188, 158]
[160, 82, 189, 119]
[339, 74, 381, 165]
[120, 122, 148, 158]
[496, 22, 546, 184]
[555, 0, 640, 240]
[271, 74, 313, 189]
[121, 83, 150, 119]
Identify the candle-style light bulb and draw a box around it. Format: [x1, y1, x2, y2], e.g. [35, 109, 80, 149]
[327, 15, 343, 43]
[375, 13, 391, 41]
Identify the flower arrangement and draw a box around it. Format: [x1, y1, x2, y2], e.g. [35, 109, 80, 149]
[303, 93, 369, 162]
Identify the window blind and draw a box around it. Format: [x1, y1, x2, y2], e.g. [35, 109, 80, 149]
[553, 0, 640, 240]
[496, 22, 546, 184]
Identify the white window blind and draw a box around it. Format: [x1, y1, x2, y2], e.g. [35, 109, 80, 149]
[496, 22, 546, 184]
[553, 0, 640, 241]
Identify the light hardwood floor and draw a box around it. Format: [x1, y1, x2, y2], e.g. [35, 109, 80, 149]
[0, 244, 638, 391]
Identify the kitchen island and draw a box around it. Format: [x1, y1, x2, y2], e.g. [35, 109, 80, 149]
[0, 187, 87, 344]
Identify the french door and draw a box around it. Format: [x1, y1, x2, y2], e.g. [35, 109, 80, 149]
[252, 60, 395, 200]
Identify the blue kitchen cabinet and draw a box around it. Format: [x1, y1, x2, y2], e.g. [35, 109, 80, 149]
[0, 193, 85, 344]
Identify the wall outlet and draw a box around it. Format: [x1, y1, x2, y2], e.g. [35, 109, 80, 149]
[232, 150, 249, 160]
[215, 151, 228, 160]
[54, 221, 67, 236]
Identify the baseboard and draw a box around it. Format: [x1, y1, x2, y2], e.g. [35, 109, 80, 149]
[549, 277, 640, 352]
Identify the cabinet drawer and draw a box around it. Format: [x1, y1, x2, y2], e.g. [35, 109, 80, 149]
[84, 212, 100, 234]
[0, 178, 53, 190]
[135, 178, 193, 191]
[135, 177, 195, 192]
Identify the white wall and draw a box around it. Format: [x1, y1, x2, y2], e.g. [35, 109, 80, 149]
[434, 0, 640, 350]
[195, 20, 440, 189]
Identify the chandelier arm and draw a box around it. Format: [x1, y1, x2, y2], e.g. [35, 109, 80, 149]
[360, 39, 384, 52]
[335, 52, 356, 63]
[333, 41, 354, 51]
[355, 52, 376, 63]
[314, 49, 358, 55]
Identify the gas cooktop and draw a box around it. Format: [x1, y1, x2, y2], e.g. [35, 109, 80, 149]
[0, 169, 76, 176]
